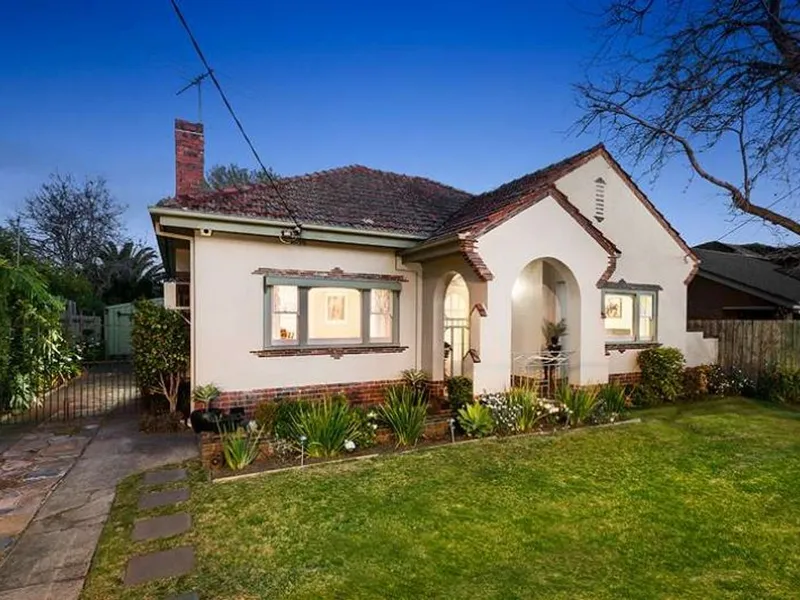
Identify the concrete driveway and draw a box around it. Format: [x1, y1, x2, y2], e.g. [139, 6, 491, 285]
[0, 416, 198, 600]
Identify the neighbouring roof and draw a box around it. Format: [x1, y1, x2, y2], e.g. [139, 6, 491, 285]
[156, 145, 693, 261]
[694, 248, 800, 306]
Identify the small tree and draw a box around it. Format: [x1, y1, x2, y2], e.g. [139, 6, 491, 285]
[131, 301, 189, 413]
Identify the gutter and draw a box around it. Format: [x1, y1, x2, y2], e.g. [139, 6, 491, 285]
[149, 206, 425, 249]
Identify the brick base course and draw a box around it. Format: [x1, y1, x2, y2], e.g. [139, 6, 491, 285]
[608, 372, 642, 386]
[213, 379, 447, 417]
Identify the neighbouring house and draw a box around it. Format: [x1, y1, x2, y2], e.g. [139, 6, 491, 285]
[689, 242, 800, 320]
[151, 119, 715, 411]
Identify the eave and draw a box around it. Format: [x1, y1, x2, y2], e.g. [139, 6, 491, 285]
[148, 206, 425, 250]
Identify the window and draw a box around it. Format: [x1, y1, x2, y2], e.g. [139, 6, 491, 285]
[272, 285, 298, 344]
[370, 289, 394, 343]
[308, 287, 362, 344]
[603, 290, 656, 343]
[264, 277, 400, 348]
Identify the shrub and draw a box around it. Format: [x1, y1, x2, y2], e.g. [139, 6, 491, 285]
[636, 347, 685, 406]
[481, 391, 522, 435]
[446, 376, 473, 409]
[457, 401, 495, 437]
[380, 385, 428, 447]
[757, 364, 800, 405]
[273, 399, 312, 440]
[509, 386, 545, 433]
[219, 423, 264, 470]
[291, 397, 360, 458]
[350, 405, 379, 448]
[682, 366, 710, 402]
[401, 369, 429, 394]
[193, 383, 220, 408]
[597, 382, 628, 418]
[556, 384, 601, 427]
[131, 300, 189, 413]
[707, 365, 752, 396]
[253, 401, 280, 434]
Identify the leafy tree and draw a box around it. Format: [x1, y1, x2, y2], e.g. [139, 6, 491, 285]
[18, 173, 125, 270]
[576, 0, 800, 235]
[205, 163, 279, 190]
[90, 241, 164, 305]
[131, 300, 189, 413]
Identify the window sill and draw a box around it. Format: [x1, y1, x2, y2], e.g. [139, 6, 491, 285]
[605, 342, 661, 355]
[251, 345, 408, 359]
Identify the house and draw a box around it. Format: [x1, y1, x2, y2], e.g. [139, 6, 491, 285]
[151, 119, 714, 411]
[688, 241, 800, 320]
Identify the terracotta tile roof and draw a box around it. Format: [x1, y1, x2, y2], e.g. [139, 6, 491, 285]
[158, 165, 473, 237]
[432, 144, 605, 238]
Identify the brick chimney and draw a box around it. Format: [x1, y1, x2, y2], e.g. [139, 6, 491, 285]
[175, 118, 204, 196]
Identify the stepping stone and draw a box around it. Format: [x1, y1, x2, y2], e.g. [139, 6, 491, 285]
[166, 593, 200, 600]
[138, 487, 190, 510]
[0, 536, 13, 551]
[124, 546, 194, 586]
[132, 512, 191, 542]
[143, 468, 187, 486]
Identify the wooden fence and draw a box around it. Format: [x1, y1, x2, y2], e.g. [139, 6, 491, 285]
[688, 319, 800, 376]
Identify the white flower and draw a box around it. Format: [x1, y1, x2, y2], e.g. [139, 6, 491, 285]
[247, 420, 258, 432]
[371, 423, 378, 430]
[367, 411, 377, 419]
[344, 439, 356, 451]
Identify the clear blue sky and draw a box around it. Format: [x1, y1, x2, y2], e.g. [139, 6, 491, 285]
[0, 1, 788, 248]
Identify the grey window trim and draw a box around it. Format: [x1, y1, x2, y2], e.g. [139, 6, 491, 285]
[264, 278, 401, 349]
[602, 289, 659, 344]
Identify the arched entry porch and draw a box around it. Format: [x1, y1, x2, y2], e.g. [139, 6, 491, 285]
[510, 257, 580, 394]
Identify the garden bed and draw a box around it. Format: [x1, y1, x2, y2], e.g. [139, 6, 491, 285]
[203, 414, 640, 481]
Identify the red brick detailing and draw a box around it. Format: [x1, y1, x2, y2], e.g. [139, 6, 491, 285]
[216, 379, 402, 415]
[596, 255, 618, 288]
[252, 267, 407, 283]
[608, 372, 642, 386]
[458, 235, 494, 281]
[683, 260, 700, 285]
[175, 119, 204, 196]
[251, 345, 408, 358]
[604, 342, 661, 355]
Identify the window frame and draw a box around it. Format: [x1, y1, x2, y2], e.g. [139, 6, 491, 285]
[263, 276, 401, 349]
[602, 289, 658, 344]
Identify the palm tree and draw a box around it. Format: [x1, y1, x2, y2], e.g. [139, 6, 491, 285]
[91, 242, 164, 305]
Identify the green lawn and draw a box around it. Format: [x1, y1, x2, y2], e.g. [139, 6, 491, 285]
[83, 398, 800, 599]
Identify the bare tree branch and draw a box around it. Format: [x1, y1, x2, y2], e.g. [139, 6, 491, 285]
[576, 0, 800, 237]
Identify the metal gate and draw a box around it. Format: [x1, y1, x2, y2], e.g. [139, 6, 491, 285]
[444, 317, 470, 377]
[0, 360, 140, 426]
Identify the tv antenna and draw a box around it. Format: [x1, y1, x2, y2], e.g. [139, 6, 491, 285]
[176, 71, 211, 122]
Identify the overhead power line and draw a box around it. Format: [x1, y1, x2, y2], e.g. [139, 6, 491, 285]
[169, 0, 302, 239]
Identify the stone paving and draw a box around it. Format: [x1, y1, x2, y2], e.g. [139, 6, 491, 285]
[0, 423, 97, 561]
[0, 417, 198, 600]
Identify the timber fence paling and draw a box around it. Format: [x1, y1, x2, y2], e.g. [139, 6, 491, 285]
[689, 319, 800, 378]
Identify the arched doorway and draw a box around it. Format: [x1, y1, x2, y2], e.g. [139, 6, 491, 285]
[511, 258, 580, 394]
[443, 273, 469, 377]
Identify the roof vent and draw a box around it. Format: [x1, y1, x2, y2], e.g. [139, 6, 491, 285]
[594, 177, 606, 223]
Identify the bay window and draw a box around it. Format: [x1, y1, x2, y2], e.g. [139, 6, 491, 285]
[264, 276, 400, 348]
[603, 290, 657, 343]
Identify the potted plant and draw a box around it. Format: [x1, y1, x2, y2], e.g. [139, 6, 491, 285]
[542, 319, 567, 352]
[190, 383, 223, 433]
